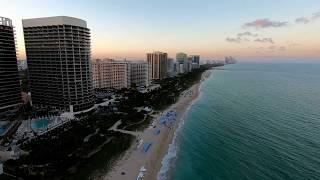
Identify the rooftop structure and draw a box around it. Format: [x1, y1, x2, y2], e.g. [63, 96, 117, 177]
[22, 16, 87, 28]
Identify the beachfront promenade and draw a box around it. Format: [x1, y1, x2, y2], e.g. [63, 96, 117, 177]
[108, 120, 142, 137]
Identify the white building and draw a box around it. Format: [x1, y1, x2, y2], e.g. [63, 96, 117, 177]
[92, 59, 148, 89]
[128, 61, 148, 87]
[179, 64, 184, 74]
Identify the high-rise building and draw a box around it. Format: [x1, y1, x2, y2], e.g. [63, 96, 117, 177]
[173, 61, 178, 74]
[147, 51, 168, 81]
[187, 56, 192, 72]
[167, 58, 175, 77]
[129, 61, 148, 87]
[22, 16, 94, 112]
[176, 52, 188, 73]
[0, 17, 21, 111]
[225, 56, 237, 64]
[92, 59, 148, 89]
[92, 59, 113, 89]
[190, 55, 200, 69]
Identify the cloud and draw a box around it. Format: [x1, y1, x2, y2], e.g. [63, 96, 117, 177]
[254, 38, 274, 44]
[293, 11, 320, 25]
[237, 31, 258, 37]
[244, 18, 288, 28]
[269, 46, 287, 51]
[226, 37, 242, 43]
[295, 17, 310, 24]
[226, 31, 258, 43]
[312, 11, 320, 19]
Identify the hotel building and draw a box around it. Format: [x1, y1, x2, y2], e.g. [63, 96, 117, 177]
[129, 61, 148, 87]
[22, 16, 94, 112]
[147, 51, 168, 81]
[0, 17, 21, 111]
[92, 59, 148, 89]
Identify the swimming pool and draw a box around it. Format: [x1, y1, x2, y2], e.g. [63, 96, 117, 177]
[31, 118, 49, 129]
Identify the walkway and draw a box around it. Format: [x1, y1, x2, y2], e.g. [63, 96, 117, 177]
[108, 120, 142, 137]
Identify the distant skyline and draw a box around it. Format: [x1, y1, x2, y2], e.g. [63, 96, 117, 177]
[2, 0, 320, 61]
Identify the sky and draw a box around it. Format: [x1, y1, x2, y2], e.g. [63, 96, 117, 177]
[1, 0, 320, 61]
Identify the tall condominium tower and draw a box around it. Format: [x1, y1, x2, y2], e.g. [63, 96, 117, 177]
[176, 52, 188, 73]
[147, 51, 168, 81]
[0, 17, 21, 111]
[190, 55, 200, 69]
[22, 16, 94, 112]
[167, 58, 175, 77]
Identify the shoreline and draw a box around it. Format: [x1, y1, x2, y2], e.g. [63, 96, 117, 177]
[104, 70, 212, 180]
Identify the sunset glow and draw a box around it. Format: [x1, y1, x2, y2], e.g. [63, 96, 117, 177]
[2, 0, 320, 61]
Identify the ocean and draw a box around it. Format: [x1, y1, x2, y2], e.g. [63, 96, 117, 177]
[166, 62, 320, 180]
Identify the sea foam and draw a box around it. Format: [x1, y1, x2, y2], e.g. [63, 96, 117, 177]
[157, 71, 211, 180]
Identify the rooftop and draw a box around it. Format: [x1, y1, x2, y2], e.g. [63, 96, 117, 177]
[22, 16, 87, 28]
[0, 17, 12, 27]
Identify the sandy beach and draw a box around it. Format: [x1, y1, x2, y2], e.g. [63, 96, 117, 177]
[105, 70, 211, 180]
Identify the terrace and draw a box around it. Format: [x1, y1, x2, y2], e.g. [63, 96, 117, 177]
[14, 116, 70, 140]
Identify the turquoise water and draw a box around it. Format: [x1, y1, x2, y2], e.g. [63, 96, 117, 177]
[170, 63, 320, 180]
[31, 118, 49, 129]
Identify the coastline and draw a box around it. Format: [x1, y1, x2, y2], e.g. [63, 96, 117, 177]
[104, 70, 212, 180]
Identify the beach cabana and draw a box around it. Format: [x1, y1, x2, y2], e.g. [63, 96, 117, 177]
[143, 142, 153, 153]
[153, 129, 161, 135]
